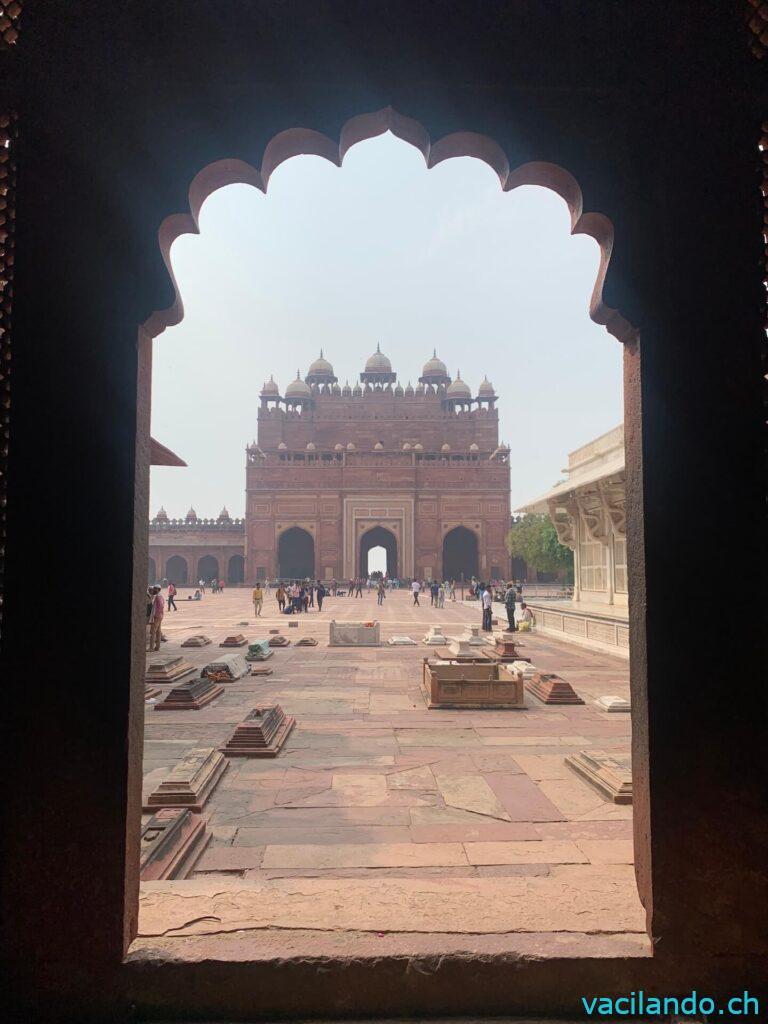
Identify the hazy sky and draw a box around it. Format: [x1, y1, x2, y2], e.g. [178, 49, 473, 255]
[150, 132, 622, 518]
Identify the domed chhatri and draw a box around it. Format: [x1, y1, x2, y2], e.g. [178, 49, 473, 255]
[306, 349, 337, 385]
[285, 370, 312, 401]
[154, 506, 169, 522]
[477, 375, 497, 401]
[419, 349, 451, 387]
[217, 505, 232, 521]
[260, 374, 280, 398]
[360, 343, 396, 385]
[185, 506, 198, 521]
[446, 369, 472, 401]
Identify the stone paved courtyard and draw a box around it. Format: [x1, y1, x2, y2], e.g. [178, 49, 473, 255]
[138, 588, 647, 956]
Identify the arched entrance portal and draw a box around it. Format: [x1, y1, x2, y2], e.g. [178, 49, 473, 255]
[442, 526, 479, 581]
[165, 554, 188, 585]
[228, 554, 245, 584]
[360, 526, 398, 578]
[278, 527, 315, 579]
[197, 554, 219, 583]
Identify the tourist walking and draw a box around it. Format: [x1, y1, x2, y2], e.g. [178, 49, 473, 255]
[411, 579, 420, 606]
[355, 577, 363, 598]
[148, 586, 165, 652]
[377, 579, 386, 606]
[316, 582, 325, 611]
[450, 580, 456, 601]
[198, 578, 206, 595]
[276, 584, 286, 612]
[252, 582, 264, 617]
[481, 583, 493, 632]
[504, 582, 517, 631]
[308, 582, 314, 607]
[167, 582, 178, 612]
[438, 581, 446, 608]
[349, 578, 355, 597]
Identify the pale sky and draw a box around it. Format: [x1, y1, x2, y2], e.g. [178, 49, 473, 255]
[150, 132, 622, 519]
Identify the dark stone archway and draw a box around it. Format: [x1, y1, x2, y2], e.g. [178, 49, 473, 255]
[442, 526, 479, 580]
[165, 554, 188, 585]
[227, 553, 245, 584]
[278, 527, 315, 579]
[360, 526, 398, 577]
[197, 554, 219, 583]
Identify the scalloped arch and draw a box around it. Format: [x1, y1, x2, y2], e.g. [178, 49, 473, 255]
[144, 106, 636, 344]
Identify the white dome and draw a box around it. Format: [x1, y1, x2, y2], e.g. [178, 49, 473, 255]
[478, 375, 496, 398]
[374, 441, 384, 450]
[364, 343, 392, 373]
[260, 375, 280, 396]
[346, 442, 356, 451]
[285, 371, 311, 399]
[278, 441, 288, 450]
[402, 442, 412, 451]
[441, 443, 451, 452]
[447, 371, 472, 399]
[334, 443, 343, 451]
[469, 442, 479, 452]
[306, 442, 316, 451]
[414, 443, 424, 451]
[307, 349, 334, 377]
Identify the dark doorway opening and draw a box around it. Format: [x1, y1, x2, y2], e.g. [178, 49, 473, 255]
[197, 554, 219, 583]
[278, 527, 315, 579]
[228, 554, 245, 584]
[165, 554, 188, 585]
[443, 526, 479, 580]
[360, 526, 397, 577]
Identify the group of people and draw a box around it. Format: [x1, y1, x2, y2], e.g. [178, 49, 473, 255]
[409, 579, 457, 606]
[263, 581, 327, 616]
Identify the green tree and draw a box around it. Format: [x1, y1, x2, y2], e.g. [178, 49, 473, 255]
[506, 514, 573, 578]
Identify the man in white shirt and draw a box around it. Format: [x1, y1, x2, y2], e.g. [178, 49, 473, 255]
[411, 580, 420, 606]
[481, 583, 493, 632]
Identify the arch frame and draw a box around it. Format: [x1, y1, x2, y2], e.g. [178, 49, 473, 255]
[276, 524, 316, 580]
[358, 523, 399, 578]
[441, 523, 480, 581]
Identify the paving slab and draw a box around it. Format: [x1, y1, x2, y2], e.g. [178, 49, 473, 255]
[261, 842, 468, 869]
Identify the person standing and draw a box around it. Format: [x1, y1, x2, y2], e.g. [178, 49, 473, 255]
[148, 586, 165, 652]
[316, 581, 325, 612]
[167, 582, 177, 612]
[252, 581, 264, 617]
[504, 582, 517, 631]
[276, 584, 286, 612]
[348, 578, 355, 597]
[198, 578, 206, 595]
[481, 583, 493, 632]
[411, 579, 421, 606]
[450, 580, 456, 601]
[355, 577, 363, 598]
[308, 582, 314, 608]
[377, 579, 386, 606]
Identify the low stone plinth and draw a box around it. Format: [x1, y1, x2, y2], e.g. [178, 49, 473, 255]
[268, 634, 290, 647]
[388, 635, 417, 646]
[155, 677, 224, 711]
[565, 749, 633, 804]
[288, 621, 299, 628]
[527, 672, 584, 705]
[220, 705, 296, 758]
[443, 638, 491, 661]
[423, 626, 448, 645]
[594, 695, 631, 713]
[139, 807, 209, 881]
[487, 630, 530, 663]
[145, 654, 195, 684]
[219, 633, 247, 648]
[143, 747, 228, 813]
[201, 652, 250, 680]
[245, 640, 274, 661]
[295, 636, 318, 647]
[512, 659, 538, 682]
[421, 658, 526, 710]
[181, 634, 211, 648]
[329, 620, 380, 647]
[250, 665, 273, 676]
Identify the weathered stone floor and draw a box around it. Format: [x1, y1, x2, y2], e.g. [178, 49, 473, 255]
[139, 588, 645, 951]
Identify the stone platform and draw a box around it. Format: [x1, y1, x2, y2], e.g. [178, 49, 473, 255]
[142, 588, 640, 946]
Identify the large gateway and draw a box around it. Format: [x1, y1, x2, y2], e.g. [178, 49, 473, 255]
[245, 347, 511, 582]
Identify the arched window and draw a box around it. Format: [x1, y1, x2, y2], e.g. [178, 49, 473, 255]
[197, 554, 219, 582]
[165, 554, 188, 585]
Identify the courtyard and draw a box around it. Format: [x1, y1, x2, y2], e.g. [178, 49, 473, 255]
[138, 587, 646, 960]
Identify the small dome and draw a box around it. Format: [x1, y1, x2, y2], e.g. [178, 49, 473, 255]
[346, 442, 356, 451]
[155, 506, 168, 521]
[374, 441, 384, 450]
[422, 349, 448, 378]
[260, 374, 280, 396]
[364, 343, 392, 374]
[278, 441, 288, 450]
[331, 382, 341, 395]
[352, 383, 363, 397]
[285, 371, 311, 399]
[404, 381, 414, 397]
[334, 443, 344, 451]
[307, 349, 334, 377]
[414, 443, 424, 451]
[402, 442, 412, 451]
[342, 380, 352, 397]
[185, 506, 198, 520]
[218, 505, 231, 520]
[469, 442, 479, 452]
[441, 443, 451, 452]
[394, 382, 404, 397]
[415, 382, 425, 395]
[478, 375, 496, 398]
[447, 370, 472, 399]
[306, 442, 316, 451]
